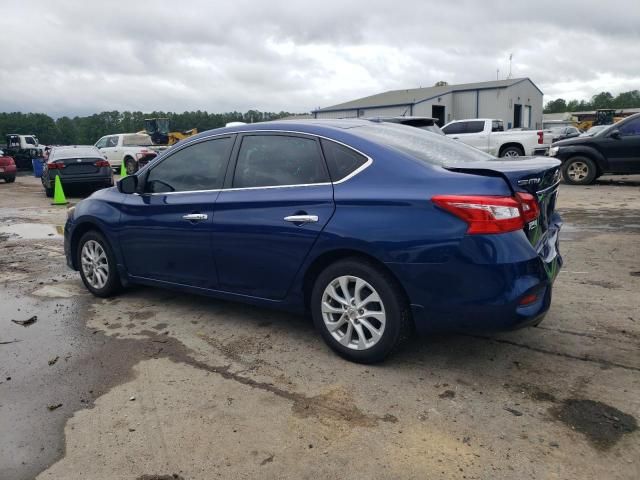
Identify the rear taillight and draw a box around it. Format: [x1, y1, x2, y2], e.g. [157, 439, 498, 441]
[537, 131, 544, 144]
[47, 162, 64, 169]
[515, 192, 540, 223]
[95, 160, 110, 167]
[432, 193, 540, 235]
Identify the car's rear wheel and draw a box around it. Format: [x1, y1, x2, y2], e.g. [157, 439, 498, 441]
[77, 230, 122, 297]
[500, 146, 524, 157]
[562, 156, 597, 185]
[44, 183, 53, 197]
[311, 258, 411, 363]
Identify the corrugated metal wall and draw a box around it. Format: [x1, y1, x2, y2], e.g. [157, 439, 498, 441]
[452, 91, 477, 120]
[314, 110, 359, 119]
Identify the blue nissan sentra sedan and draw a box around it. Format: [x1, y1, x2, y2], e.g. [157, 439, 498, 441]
[64, 120, 562, 363]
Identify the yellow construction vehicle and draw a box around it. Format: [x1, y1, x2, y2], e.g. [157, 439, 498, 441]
[576, 109, 624, 131]
[143, 118, 198, 146]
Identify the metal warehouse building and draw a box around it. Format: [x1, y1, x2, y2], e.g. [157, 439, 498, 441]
[313, 78, 544, 129]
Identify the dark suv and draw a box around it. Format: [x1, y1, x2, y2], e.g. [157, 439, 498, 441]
[550, 113, 640, 185]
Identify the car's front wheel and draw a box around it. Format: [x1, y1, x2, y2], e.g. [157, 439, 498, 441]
[311, 258, 411, 363]
[562, 156, 597, 185]
[77, 230, 122, 297]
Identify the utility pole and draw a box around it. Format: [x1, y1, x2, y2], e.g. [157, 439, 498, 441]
[508, 53, 513, 79]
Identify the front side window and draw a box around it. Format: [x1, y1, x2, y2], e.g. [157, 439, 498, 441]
[442, 122, 464, 135]
[320, 139, 367, 181]
[145, 137, 233, 193]
[25, 136, 36, 145]
[619, 118, 640, 137]
[233, 135, 328, 188]
[95, 137, 108, 149]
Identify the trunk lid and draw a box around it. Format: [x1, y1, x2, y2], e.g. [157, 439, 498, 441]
[444, 157, 562, 273]
[54, 157, 101, 175]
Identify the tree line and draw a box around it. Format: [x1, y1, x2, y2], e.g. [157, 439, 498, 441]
[544, 90, 640, 114]
[0, 110, 295, 146]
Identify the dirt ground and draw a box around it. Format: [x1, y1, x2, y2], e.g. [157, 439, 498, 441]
[1, 173, 639, 480]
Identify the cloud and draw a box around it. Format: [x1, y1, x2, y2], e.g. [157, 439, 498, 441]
[1, 0, 638, 116]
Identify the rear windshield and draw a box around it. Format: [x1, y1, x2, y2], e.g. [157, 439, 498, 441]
[123, 134, 153, 146]
[353, 123, 495, 165]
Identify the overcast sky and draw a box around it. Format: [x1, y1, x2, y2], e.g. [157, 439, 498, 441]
[1, 0, 638, 117]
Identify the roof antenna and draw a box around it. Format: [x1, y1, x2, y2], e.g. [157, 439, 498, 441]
[497, 68, 500, 80]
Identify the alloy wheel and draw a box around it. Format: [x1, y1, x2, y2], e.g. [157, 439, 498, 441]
[567, 161, 589, 182]
[321, 275, 386, 350]
[503, 149, 520, 157]
[81, 240, 109, 289]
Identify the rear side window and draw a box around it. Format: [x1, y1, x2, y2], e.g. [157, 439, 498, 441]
[233, 135, 328, 188]
[465, 121, 485, 134]
[320, 139, 368, 181]
[145, 137, 232, 193]
[492, 120, 504, 132]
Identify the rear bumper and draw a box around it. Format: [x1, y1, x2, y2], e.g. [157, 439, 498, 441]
[0, 165, 17, 177]
[386, 230, 562, 334]
[46, 174, 113, 187]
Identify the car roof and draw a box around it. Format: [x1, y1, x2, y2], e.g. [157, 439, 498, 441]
[50, 145, 102, 160]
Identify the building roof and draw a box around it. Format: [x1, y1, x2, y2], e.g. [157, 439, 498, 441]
[314, 78, 542, 113]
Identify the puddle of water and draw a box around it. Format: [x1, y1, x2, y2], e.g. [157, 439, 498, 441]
[0, 223, 63, 240]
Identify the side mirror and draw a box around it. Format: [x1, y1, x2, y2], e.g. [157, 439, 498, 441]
[117, 175, 138, 194]
[609, 129, 621, 139]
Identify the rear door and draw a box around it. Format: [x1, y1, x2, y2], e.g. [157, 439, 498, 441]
[119, 136, 234, 288]
[212, 133, 334, 299]
[453, 121, 490, 153]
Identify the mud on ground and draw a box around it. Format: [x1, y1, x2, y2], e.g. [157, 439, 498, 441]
[1, 174, 639, 480]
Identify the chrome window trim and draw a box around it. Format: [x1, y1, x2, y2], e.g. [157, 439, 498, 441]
[139, 129, 373, 196]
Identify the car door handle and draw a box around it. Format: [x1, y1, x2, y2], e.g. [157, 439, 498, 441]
[284, 215, 318, 224]
[182, 213, 208, 221]
[452, 137, 459, 140]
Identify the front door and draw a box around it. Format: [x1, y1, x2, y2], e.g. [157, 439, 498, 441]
[119, 136, 234, 288]
[213, 133, 334, 300]
[601, 117, 640, 173]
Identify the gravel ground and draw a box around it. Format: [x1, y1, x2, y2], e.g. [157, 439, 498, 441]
[1, 173, 639, 480]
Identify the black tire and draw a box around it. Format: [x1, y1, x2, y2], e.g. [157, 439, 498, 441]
[44, 184, 53, 197]
[310, 257, 412, 363]
[76, 230, 122, 298]
[500, 145, 524, 157]
[562, 156, 597, 185]
[124, 157, 137, 175]
[5, 176, 16, 183]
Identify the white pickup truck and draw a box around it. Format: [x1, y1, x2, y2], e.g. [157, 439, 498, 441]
[94, 133, 167, 174]
[442, 119, 551, 157]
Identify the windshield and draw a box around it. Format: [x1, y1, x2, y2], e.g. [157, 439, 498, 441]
[123, 134, 153, 146]
[354, 123, 495, 165]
